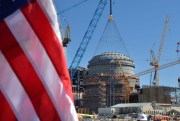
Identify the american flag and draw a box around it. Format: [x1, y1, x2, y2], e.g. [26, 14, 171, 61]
[0, 0, 78, 121]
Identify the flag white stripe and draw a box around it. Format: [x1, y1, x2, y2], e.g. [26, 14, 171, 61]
[37, 0, 62, 42]
[0, 51, 40, 121]
[5, 10, 78, 121]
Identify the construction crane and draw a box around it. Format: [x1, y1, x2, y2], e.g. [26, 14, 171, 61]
[135, 59, 180, 77]
[62, 25, 71, 59]
[119, 62, 131, 103]
[150, 15, 170, 86]
[63, 25, 71, 47]
[69, 0, 107, 78]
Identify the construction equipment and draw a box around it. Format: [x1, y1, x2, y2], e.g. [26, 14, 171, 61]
[150, 15, 170, 86]
[63, 25, 71, 47]
[69, 0, 107, 78]
[119, 64, 131, 103]
[135, 59, 180, 77]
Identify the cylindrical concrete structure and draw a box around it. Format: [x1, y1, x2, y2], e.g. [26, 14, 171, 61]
[88, 52, 135, 76]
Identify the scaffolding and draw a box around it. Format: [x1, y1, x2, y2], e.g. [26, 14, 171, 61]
[98, 80, 106, 107]
[82, 71, 139, 113]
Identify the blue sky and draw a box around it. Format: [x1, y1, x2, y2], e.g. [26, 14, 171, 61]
[54, 0, 180, 87]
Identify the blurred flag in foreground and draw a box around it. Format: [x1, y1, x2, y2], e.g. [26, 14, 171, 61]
[0, 0, 78, 121]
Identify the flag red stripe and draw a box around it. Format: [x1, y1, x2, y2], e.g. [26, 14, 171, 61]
[0, 50, 40, 120]
[0, 21, 61, 121]
[21, 2, 74, 101]
[0, 91, 17, 121]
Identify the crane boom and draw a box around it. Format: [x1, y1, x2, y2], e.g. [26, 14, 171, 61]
[157, 15, 170, 62]
[135, 59, 180, 77]
[69, 0, 107, 78]
[150, 16, 170, 66]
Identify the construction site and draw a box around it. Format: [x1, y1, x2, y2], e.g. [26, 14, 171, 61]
[60, 0, 180, 117]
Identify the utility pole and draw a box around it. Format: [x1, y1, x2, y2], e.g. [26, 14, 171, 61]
[151, 100, 156, 121]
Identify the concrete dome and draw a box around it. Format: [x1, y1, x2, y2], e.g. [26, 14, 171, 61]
[88, 52, 135, 76]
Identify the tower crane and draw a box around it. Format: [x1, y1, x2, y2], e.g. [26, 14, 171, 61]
[150, 15, 170, 86]
[69, 0, 107, 78]
[63, 25, 71, 47]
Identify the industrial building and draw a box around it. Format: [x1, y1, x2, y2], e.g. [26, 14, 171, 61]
[82, 52, 140, 113]
[139, 85, 180, 104]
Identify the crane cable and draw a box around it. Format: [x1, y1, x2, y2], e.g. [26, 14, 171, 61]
[57, 0, 88, 14]
[177, 42, 180, 71]
[57, 0, 88, 38]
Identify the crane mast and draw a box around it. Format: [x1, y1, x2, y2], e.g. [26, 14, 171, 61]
[118, 61, 131, 103]
[69, 0, 107, 78]
[111, 59, 131, 103]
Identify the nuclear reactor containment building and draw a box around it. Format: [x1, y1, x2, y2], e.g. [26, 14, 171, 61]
[82, 52, 140, 113]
